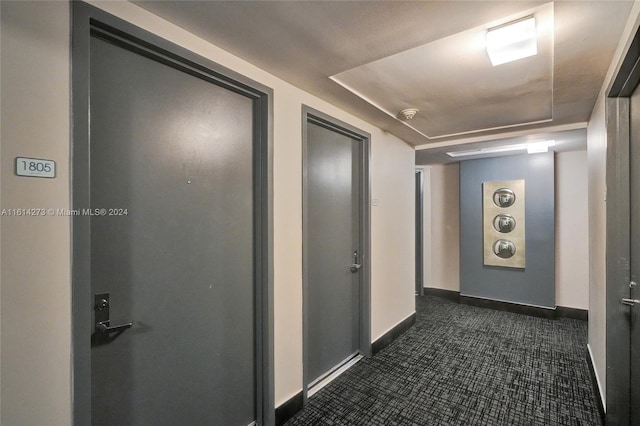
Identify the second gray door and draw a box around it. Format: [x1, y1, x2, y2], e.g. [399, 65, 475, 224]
[629, 71, 640, 423]
[306, 120, 361, 387]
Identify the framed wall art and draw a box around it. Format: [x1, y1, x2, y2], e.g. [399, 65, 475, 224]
[483, 180, 525, 268]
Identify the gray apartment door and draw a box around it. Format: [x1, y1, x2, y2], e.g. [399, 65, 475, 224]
[415, 170, 424, 296]
[629, 80, 640, 422]
[306, 120, 361, 389]
[88, 33, 256, 425]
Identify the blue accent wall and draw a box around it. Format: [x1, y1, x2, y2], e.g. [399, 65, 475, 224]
[459, 153, 555, 308]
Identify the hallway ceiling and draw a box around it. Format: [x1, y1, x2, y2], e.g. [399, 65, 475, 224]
[133, 0, 632, 158]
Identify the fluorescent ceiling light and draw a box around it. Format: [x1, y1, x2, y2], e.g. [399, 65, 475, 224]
[446, 140, 555, 158]
[446, 144, 527, 158]
[487, 16, 537, 66]
[527, 140, 555, 154]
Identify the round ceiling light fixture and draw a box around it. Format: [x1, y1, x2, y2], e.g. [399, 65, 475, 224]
[399, 108, 419, 120]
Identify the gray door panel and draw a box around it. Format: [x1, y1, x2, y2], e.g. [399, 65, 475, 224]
[415, 170, 424, 296]
[630, 83, 640, 421]
[307, 122, 360, 384]
[90, 35, 255, 426]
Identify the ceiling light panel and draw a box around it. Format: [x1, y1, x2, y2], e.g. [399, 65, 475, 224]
[526, 139, 555, 154]
[487, 17, 537, 66]
[446, 140, 556, 158]
[446, 144, 527, 158]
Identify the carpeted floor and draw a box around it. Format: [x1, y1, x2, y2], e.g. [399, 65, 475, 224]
[285, 295, 602, 426]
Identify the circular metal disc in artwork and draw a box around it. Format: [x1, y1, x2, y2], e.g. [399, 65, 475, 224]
[493, 239, 516, 259]
[493, 188, 516, 207]
[493, 214, 516, 233]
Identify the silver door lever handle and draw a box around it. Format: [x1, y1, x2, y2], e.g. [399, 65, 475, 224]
[97, 320, 133, 334]
[621, 298, 640, 306]
[350, 250, 361, 273]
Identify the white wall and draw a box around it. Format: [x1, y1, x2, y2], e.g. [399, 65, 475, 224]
[425, 163, 460, 291]
[556, 151, 589, 310]
[586, 0, 640, 410]
[587, 94, 607, 409]
[0, 1, 416, 423]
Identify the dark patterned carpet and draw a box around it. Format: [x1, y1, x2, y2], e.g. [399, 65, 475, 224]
[285, 295, 601, 426]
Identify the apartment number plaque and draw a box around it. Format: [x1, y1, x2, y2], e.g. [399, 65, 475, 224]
[15, 157, 56, 179]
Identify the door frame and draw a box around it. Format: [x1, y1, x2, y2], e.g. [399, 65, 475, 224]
[605, 24, 640, 425]
[71, 3, 274, 425]
[301, 105, 371, 401]
[415, 169, 425, 296]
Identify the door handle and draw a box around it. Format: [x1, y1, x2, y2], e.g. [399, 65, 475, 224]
[621, 298, 640, 306]
[350, 250, 361, 273]
[96, 320, 133, 334]
[93, 293, 132, 345]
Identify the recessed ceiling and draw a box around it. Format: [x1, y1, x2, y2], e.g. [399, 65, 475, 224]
[332, 3, 554, 139]
[133, 0, 632, 153]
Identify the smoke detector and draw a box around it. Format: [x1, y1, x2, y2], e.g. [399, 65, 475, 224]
[399, 108, 419, 120]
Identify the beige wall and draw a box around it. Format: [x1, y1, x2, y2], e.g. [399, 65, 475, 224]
[1, 2, 72, 425]
[425, 163, 460, 291]
[586, 0, 640, 410]
[0, 1, 416, 423]
[556, 151, 589, 310]
[370, 139, 416, 340]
